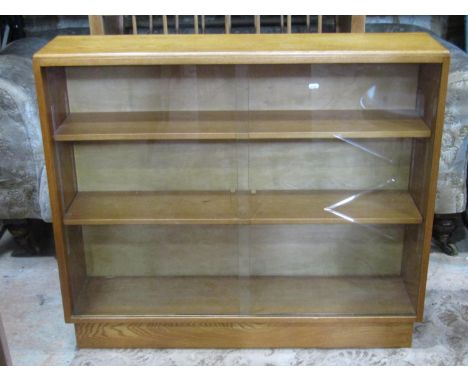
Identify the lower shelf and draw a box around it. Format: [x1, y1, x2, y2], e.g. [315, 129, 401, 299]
[74, 276, 415, 317]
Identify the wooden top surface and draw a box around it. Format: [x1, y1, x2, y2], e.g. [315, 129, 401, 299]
[33, 33, 449, 66]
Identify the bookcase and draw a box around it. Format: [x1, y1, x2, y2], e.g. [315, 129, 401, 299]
[33, 33, 449, 348]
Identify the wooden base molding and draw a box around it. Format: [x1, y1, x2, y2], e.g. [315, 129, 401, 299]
[75, 320, 414, 348]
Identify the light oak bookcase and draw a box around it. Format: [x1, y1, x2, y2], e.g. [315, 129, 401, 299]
[33, 33, 449, 348]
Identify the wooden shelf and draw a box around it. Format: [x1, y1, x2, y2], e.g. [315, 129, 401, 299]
[63, 190, 422, 225]
[54, 110, 431, 141]
[74, 276, 415, 317]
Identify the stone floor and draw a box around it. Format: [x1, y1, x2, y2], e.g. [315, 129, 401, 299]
[0, 231, 467, 365]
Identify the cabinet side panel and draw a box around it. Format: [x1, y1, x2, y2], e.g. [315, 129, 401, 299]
[402, 61, 449, 321]
[33, 65, 86, 320]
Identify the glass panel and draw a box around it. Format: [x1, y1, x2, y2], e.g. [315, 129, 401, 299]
[46, 62, 433, 318]
[57, 65, 249, 316]
[72, 224, 242, 316]
[243, 63, 425, 316]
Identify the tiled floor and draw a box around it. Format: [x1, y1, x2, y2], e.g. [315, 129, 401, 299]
[0, 231, 467, 365]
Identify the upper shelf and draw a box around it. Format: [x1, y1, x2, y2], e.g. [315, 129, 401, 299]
[54, 110, 431, 141]
[33, 33, 449, 66]
[63, 190, 422, 225]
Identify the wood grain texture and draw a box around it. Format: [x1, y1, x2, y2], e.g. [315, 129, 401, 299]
[63, 190, 422, 225]
[54, 110, 431, 141]
[33, 33, 449, 67]
[75, 320, 413, 348]
[74, 320, 413, 348]
[74, 276, 414, 317]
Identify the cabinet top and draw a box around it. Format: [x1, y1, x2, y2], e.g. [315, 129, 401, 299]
[33, 33, 449, 66]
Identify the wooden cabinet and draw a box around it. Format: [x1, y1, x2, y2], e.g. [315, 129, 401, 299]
[33, 33, 449, 348]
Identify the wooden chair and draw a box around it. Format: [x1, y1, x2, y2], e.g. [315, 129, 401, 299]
[88, 15, 365, 35]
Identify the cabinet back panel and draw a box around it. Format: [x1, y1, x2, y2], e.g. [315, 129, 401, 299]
[66, 64, 419, 112]
[74, 140, 411, 192]
[83, 225, 404, 277]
